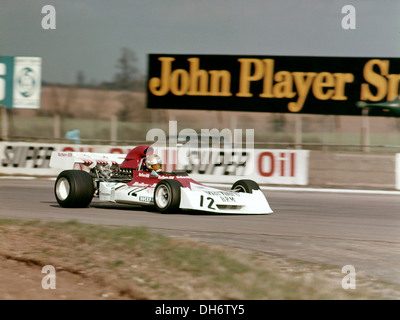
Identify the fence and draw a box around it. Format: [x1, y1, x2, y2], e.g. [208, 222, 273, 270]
[2, 113, 400, 154]
[1, 86, 400, 153]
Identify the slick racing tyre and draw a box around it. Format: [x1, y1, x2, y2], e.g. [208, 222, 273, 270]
[154, 179, 182, 214]
[55, 170, 94, 208]
[231, 179, 260, 193]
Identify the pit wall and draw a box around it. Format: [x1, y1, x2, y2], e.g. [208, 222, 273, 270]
[0, 141, 398, 190]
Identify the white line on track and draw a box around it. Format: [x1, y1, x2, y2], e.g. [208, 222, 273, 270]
[206, 183, 400, 195]
[2, 176, 400, 195]
[0, 176, 56, 180]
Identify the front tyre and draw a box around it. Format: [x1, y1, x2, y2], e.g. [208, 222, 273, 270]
[154, 179, 182, 214]
[231, 179, 260, 193]
[55, 170, 94, 208]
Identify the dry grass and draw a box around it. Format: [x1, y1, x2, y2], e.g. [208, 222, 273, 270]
[0, 219, 398, 300]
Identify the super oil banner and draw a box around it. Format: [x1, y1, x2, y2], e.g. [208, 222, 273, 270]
[0, 142, 309, 186]
[0, 56, 42, 109]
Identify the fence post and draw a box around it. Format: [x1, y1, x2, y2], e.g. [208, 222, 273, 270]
[110, 114, 117, 145]
[1, 105, 8, 140]
[361, 107, 370, 152]
[230, 113, 237, 132]
[53, 113, 61, 139]
[322, 115, 332, 151]
[295, 114, 302, 149]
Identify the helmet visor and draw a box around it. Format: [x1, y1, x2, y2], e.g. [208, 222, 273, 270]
[149, 163, 162, 171]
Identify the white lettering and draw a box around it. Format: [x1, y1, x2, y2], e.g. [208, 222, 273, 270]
[41, 5, 56, 30]
[341, 5, 356, 30]
[341, 265, 356, 289]
[155, 304, 189, 318]
[41, 265, 56, 289]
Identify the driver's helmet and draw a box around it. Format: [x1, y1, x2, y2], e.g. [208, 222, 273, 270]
[145, 154, 162, 172]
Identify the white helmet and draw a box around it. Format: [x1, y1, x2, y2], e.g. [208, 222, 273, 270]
[145, 154, 162, 172]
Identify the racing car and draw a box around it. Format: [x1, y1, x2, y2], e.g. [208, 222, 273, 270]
[49, 145, 273, 215]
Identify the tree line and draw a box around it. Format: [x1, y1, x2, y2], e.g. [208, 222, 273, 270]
[42, 47, 146, 92]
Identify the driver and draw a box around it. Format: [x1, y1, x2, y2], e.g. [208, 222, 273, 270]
[144, 154, 163, 173]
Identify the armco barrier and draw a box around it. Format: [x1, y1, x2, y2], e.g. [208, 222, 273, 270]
[0, 142, 309, 186]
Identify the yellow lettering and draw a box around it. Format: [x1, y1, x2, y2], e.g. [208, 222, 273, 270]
[332, 73, 354, 100]
[149, 56, 362, 110]
[236, 58, 264, 97]
[170, 69, 189, 96]
[187, 58, 209, 96]
[360, 59, 389, 101]
[312, 72, 335, 100]
[209, 70, 232, 96]
[148, 57, 175, 96]
[149, 57, 232, 97]
[386, 74, 400, 101]
[272, 71, 296, 98]
[288, 72, 317, 112]
[260, 59, 274, 98]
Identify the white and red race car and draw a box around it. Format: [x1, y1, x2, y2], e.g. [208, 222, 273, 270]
[49, 145, 273, 215]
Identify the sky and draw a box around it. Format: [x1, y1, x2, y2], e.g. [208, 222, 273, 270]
[1, 0, 399, 84]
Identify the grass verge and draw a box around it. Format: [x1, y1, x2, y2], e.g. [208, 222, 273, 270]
[0, 218, 398, 300]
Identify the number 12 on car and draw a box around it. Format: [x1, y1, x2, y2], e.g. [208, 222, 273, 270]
[199, 195, 215, 210]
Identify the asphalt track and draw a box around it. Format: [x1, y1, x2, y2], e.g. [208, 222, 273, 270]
[0, 178, 399, 287]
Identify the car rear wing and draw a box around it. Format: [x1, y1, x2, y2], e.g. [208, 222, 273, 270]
[49, 151, 127, 170]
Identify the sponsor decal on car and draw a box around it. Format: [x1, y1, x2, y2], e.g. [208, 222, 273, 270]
[139, 196, 153, 202]
[139, 172, 150, 178]
[204, 190, 240, 197]
[130, 181, 156, 187]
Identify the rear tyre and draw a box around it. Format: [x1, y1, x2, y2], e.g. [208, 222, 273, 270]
[231, 179, 260, 193]
[55, 170, 94, 208]
[154, 179, 182, 214]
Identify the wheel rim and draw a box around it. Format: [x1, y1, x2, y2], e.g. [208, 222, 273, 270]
[56, 177, 70, 201]
[155, 184, 170, 209]
[233, 185, 246, 193]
